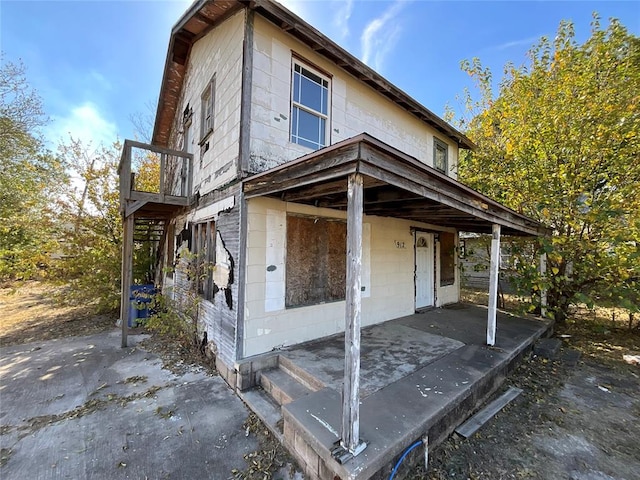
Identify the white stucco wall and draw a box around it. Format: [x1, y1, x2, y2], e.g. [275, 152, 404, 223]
[243, 197, 459, 358]
[248, 15, 459, 177]
[175, 10, 245, 196]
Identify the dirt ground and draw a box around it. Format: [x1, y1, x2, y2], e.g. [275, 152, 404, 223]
[414, 290, 640, 480]
[1, 283, 639, 479]
[0, 281, 116, 347]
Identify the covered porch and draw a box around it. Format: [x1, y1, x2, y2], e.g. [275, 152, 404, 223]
[239, 305, 552, 480]
[241, 133, 550, 479]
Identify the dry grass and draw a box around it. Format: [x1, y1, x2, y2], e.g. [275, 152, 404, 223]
[461, 287, 640, 365]
[0, 281, 116, 347]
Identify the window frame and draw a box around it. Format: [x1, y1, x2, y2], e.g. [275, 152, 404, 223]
[439, 231, 456, 287]
[433, 137, 448, 174]
[290, 59, 331, 150]
[200, 76, 215, 143]
[194, 220, 216, 301]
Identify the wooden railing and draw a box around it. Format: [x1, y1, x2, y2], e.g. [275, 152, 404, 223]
[118, 139, 193, 217]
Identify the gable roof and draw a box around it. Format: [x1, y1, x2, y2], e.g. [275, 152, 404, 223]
[152, 0, 475, 150]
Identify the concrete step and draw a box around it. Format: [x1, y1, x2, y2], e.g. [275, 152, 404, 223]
[278, 355, 326, 392]
[240, 389, 284, 442]
[259, 367, 314, 406]
[533, 338, 562, 359]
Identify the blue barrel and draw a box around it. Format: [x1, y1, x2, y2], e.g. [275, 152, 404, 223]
[129, 285, 156, 326]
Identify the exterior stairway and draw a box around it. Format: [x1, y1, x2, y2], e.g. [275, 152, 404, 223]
[118, 139, 193, 347]
[241, 356, 323, 440]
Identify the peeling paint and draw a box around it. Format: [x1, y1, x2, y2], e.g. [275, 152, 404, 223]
[213, 231, 234, 309]
[308, 412, 339, 438]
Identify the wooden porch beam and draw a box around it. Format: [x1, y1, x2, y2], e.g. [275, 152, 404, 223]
[120, 214, 134, 348]
[159, 153, 166, 201]
[341, 173, 367, 456]
[280, 179, 347, 203]
[244, 163, 356, 199]
[128, 191, 190, 206]
[487, 224, 501, 346]
[357, 161, 543, 237]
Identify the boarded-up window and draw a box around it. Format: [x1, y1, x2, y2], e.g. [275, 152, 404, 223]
[440, 232, 456, 286]
[286, 215, 346, 308]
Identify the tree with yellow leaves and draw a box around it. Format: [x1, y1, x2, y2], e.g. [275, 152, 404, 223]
[458, 15, 639, 322]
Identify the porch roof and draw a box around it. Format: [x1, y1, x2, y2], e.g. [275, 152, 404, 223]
[242, 134, 550, 237]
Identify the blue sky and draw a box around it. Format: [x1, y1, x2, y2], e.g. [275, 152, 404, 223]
[2, 0, 638, 148]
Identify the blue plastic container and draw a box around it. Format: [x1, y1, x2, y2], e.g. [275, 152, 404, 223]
[129, 285, 156, 327]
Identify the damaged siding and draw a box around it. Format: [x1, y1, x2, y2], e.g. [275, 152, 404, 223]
[199, 202, 241, 366]
[248, 16, 459, 177]
[162, 196, 241, 366]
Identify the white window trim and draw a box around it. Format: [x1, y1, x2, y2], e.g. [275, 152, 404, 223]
[200, 76, 215, 142]
[290, 60, 330, 150]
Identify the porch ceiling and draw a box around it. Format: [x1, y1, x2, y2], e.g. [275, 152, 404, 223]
[243, 134, 550, 237]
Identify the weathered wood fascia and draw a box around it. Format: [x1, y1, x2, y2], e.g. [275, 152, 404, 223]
[241, 134, 550, 236]
[238, 8, 254, 178]
[152, 0, 245, 147]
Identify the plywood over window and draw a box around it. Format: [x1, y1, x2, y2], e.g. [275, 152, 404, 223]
[286, 214, 346, 308]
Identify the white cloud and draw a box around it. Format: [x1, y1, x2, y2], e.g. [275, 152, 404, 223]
[492, 36, 540, 51]
[333, 0, 354, 39]
[89, 71, 112, 92]
[46, 102, 118, 148]
[361, 0, 408, 72]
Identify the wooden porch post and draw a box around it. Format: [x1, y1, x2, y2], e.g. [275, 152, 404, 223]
[120, 214, 134, 348]
[540, 252, 548, 318]
[341, 172, 366, 456]
[487, 224, 501, 346]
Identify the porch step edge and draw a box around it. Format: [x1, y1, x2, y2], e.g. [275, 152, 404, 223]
[278, 355, 326, 392]
[260, 367, 314, 406]
[239, 389, 284, 442]
[455, 386, 523, 438]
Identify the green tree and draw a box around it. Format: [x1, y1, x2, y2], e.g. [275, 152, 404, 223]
[55, 137, 162, 313]
[55, 138, 123, 311]
[458, 16, 640, 322]
[0, 56, 67, 280]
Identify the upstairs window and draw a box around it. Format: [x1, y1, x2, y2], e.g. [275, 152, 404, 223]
[200, 76, 215, 142]
[434, 138, 448, 174]
[291, 61, 330, 150]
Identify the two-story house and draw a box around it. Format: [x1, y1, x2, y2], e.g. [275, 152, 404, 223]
[118, 1, 549, 474]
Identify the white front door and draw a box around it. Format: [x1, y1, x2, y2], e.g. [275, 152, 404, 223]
[415, 232, 434, 309]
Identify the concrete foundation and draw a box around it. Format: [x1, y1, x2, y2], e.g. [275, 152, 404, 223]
[238, 304, 552, 480]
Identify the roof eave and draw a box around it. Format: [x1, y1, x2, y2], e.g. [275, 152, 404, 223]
[152, 0, 476, 150]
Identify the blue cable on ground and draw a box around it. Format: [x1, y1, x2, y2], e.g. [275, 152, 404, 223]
[389, 440, 424, 480]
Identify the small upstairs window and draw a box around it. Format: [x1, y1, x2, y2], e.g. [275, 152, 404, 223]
[434, 138, 448, 174]
[200, 76, 215, 142]
[291, 61, 330, 150]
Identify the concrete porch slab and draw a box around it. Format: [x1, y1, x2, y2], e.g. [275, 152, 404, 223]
[280, 323, 464, 397]
[277, 304, 551, 480]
